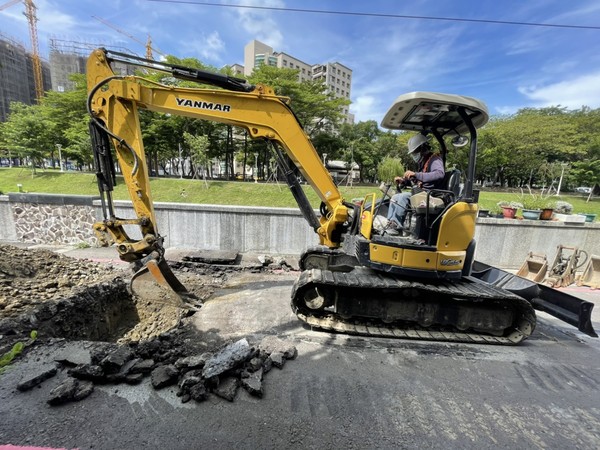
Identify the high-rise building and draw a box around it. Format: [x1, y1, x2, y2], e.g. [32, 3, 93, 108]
[312, 62, 353, 123]
[243, 40, 353, 123]
[49, 47, 86, 93]
[0, 33, 51, 122]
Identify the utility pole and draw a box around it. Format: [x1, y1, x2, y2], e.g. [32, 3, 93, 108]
[178, 143, 183, 179]
[556, 163, 568, 196]
[55, 143, 63, 172]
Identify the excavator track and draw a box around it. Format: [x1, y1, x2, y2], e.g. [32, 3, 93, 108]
[291, 268, 536, 345]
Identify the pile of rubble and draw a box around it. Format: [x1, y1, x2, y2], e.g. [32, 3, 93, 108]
[0, 244, 117, 316]
[17, 332, 297, 405]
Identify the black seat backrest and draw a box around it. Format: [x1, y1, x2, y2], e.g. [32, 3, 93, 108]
[444, 169, 461, 197]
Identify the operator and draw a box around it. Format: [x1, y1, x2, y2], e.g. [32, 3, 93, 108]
[386, 133, 445, 228]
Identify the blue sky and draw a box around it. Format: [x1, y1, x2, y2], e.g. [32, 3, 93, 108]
[1, 0, 600, 123]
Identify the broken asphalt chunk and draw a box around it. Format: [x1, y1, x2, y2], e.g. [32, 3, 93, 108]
[202, 338, 252, 379]
[215, 376, 239, 402]
[241, 367, 264, 398]
[175, 352, 212, 370]
[17, 365, 58, 391]
[259, 336, 298, 360]
[47, 377, 94, 405]
[100, 347, 134, 374]
[151, 364, 179, 389]
[270, 352, 285, 369]
[68, 364, 105, 383]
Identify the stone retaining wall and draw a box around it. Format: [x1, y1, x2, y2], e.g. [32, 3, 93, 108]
[3, 194, 98, 245]
[1, 194, 599, 269]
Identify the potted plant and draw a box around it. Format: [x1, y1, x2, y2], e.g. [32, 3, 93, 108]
[554, 201, 573, 214]
[540, 201, 556, 220]
[497, 201, 522, 219]
[519, 196, 547, 220]
[518, 187, 555, 220]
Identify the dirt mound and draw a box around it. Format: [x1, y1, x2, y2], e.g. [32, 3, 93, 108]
[0, 244, 118, 318]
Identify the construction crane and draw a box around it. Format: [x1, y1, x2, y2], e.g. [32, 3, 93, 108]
[0, 0, 44, 100]
[91, 15, 166, 60]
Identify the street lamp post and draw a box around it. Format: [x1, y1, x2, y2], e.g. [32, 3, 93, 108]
[556, 163, 568, 196]
[55, 144, 63, 172]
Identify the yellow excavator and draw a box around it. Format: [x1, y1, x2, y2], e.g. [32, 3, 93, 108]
[86, 49, 596, 344]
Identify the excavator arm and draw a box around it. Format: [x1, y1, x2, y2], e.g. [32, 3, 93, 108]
[86, 48, 349, 270]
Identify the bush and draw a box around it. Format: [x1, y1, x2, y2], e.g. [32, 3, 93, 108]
[554, 201, 573, 214]
[377, 157, 404, 183]
[497, 201, 523, 210]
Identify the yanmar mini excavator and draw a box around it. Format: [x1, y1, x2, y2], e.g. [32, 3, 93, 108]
[86, 49, 596, 344]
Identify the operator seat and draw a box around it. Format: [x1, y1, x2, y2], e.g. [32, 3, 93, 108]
[443, 168, 461, 197]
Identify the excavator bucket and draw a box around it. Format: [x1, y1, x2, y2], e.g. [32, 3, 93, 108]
[543, 245, 588, 288]
[577, 254, 600, 289]
[516, 252, 548, 283]
[129, 254, 199, 310]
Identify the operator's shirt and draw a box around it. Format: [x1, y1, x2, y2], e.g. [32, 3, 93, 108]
[414, 154, 445, 190]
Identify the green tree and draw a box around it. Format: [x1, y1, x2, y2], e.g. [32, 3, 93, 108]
[41, 74, 89, 168]
[248, 65, 349, 137]
[0, 102, 56, 174]
[183, 131, 210, 183]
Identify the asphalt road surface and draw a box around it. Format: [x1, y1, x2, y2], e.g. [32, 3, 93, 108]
[1, 269, 599, 449]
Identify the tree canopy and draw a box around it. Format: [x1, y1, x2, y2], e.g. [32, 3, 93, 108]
[0, 63, 598, 190]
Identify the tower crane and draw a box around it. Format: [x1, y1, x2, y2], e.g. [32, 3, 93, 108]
[0, 0, 44, 100]
[91, 15, 166, 60]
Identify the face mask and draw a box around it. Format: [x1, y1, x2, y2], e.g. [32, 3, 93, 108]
[411, 151, 421, 162]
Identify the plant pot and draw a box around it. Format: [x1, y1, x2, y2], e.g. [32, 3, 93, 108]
[501, 207, 517, 219]
[540, 208, 554, 220]
[522, 209, 541, 220]
[578, 213, 597, 223]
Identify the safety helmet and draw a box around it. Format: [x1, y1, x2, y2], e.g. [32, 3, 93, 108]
[407, 134, 429, 161]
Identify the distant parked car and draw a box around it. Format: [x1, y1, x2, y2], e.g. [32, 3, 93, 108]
[575, 186, 592, 194]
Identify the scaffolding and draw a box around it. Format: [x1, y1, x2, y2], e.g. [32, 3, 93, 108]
[48, 37, 137, 92]
[0, 32, 34, 121]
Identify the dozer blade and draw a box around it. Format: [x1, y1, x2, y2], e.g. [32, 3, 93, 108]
[130, 256, 199, 310]
[471, 260, 597, 337]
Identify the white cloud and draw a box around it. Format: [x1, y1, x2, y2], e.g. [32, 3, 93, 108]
[350, 95, 380, 124]
[233, 0, 284, 48]
[518, 71, 600, 108]
[189, 31, 226, 63]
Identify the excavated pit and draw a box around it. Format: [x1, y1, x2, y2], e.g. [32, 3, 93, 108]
[0, 244, 185, 346]
[1, 244, 301, 405]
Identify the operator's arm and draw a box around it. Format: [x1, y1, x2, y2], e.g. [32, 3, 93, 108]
[406, 156, 445, 183]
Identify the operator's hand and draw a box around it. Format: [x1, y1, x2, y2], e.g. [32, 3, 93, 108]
[404, 170, 416, 179]
[394, 176, 404, 185]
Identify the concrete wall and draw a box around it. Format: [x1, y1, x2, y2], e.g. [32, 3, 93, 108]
[1, 194, 599, 269]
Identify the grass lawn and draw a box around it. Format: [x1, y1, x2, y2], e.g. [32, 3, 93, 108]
[1, 167, 598, 220]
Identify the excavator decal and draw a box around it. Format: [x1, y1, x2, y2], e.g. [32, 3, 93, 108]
[175, 97, 232, 112]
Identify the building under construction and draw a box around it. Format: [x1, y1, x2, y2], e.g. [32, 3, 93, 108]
[0, 33, 50, 122]
[48, 38, 137, 93]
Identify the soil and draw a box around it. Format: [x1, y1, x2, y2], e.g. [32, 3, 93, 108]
[0, 244, 218, 351]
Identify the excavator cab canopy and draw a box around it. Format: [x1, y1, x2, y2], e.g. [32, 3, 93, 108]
[380, 92, 489, 135]
[381, 92, 489, 200]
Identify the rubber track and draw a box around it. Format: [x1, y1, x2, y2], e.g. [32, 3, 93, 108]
[291, 268, 536, 345]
